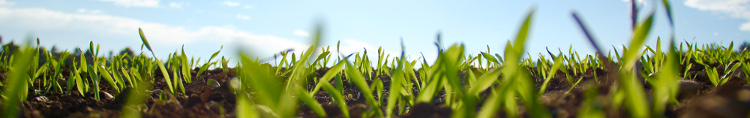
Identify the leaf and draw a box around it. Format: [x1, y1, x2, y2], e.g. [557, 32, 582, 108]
[111, 65, 126, 90]
[138, 28, 153, 52]
[310, 51, 330, 68]
[87, 65, 101, 100]
[706, 67, 721, 86]
[623, 11, 655, 70]
[343, 56, 383, 116]
[320, 82, 350, 118]
[98, 65, 120, 93]
[310, 60, 346, 95]
[89, 41, 96, 57]
[173, 68, 185, 94]
[235, 93, 259, 118]
[79, 49, 87, 72]
[121, 71, 154, 118]
[74, 66, 85, 97]
[479, 9, 550, 118]
[372, 78, 384, 106]
[415, 61, 443, 103]
[539, 55, 565, 94]
[481, 52, 501, 66]
[2, 45, 34, 118]
[239, 54, 283, 111]
[138, 28, 175, 93]
[651, 38, 681, 116]
[181, 45, 192, 83]
[386, 40, 407, 117]
[297, 87, 326, 117]
[120, 67, 135, 87]
[441, 44, 465, 102]
[661, 0, 675, 28]
[469, 68, 502, 97]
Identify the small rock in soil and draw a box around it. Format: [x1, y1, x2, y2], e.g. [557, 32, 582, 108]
[33, 96, 49, 103]
[32, 89, 41, 95]
[101, 91, 114, 99]
[229, 77, 241, 91]
[737, 86, 750, 102]
[206, 101, 221, 111]
[210, 79, 221, 88]
[679, 79, 702, 100]
[152, 89, 163, 94]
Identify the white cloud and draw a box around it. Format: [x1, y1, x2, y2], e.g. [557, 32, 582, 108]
[293, 30, 309, 37]
[339, 39, 373, 55]
[235, 14, 250, 20]
[0, 0, 14, 6]
[76, 8, 104, 14]
[222, 1, 240, 7]
[99, 0, 160, 8]
[339, 39, 373, 59]
[222, 1, 253, 9]
[0, 7, 308, 56]
[714, 32, 719, 36]
[685, 0, 750, 32]
[168, 2, 185, 9]
[243, 5, 254, 9]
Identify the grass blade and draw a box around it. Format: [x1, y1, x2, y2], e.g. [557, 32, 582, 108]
[181, 45, 192, 83]
[539, 55, 565, 94]
[1, 44, 34, 118]
[651, 38, 681, 116]
[138, 28, 153, 52]
[196, 46, 222, 78]
[97, 65, 121, 93]
[297, 87, 326, 117]
[138, 28, 174, 93]
[320, 82, 349, 118]
[343, 56, 383, 116]
[310, 60, 345, 95]
[618, 10, 655, 118]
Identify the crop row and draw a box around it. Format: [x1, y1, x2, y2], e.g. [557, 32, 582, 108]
[2, 0, 750, 117]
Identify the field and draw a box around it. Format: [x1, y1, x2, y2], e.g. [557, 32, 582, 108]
[2, 0, 750, 118]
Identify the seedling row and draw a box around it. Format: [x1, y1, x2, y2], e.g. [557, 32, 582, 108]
[2, 0, 750, 117]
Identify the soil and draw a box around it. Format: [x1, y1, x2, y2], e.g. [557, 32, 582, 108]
[5, 61, 750, 118]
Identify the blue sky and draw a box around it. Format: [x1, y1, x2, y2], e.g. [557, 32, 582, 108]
[0, 0, 748, 65]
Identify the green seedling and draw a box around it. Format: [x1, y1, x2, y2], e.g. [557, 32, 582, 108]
[139, 28, 175, 94]
[320, 82, 350, 118]
[539, 55, 565, 94]
[385, 39, 407, 117]
[342, 54, 383, 116]
[297, 87, 326, 117]
[310, 60, 345, 95]
[196, 46, 222, 78]
[478, 9, 550, 118]
[2, 42, 34, 118]
[180, 45, 192, 83]
[650, 38, 681, 117]
[618, 7, 655, 118]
